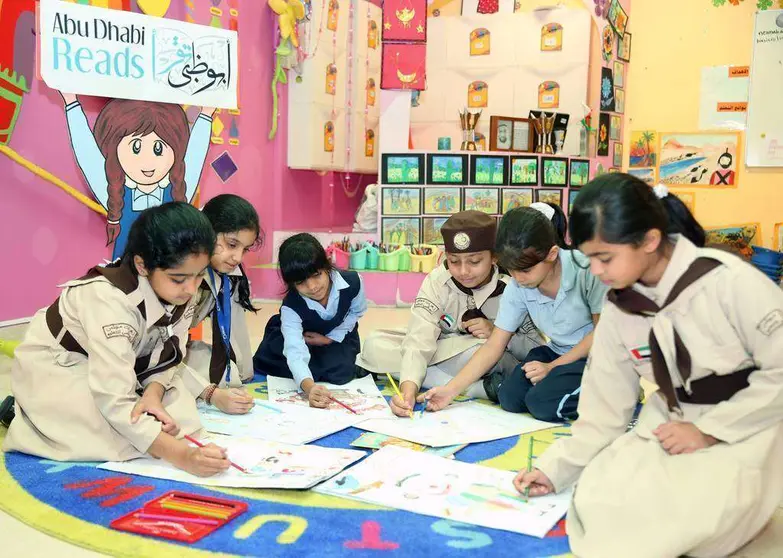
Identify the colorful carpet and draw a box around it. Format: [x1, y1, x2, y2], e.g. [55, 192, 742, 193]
[0, 376, 575, 557]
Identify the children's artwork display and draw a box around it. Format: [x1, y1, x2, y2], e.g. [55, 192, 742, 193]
[629, 130, 657, 168]
[99, 436, 366, 489]
[569, 159, 589, 186]
[463, 188, 499, 214]
[610, 114, 622, 141]
[615, 87, 625, 114]
[471, 155, 509, 185]
[510, 156, 538, 185]
[568, 189, 579, 213]
[357, 402, 555, 447]
[427, 154, 468, 184]
[315, 446, 572, 538]
[536, 189, 563, 206]
[424, 187, 461, 215]
[381, 187, 422, 215]
[267, 375, 394, 419]
[600, 67, 615, 112]
[613, 142, 623, 168]
[659, 132, 740, 186]
[541, 157, 568, 186]
[382, 153, 426, 184]
[597, 113, 610, 157]
[617, 31, 631, 62]
[705, 223, 759, 260]
[350, 432, 465, 458]
[197, 401, 356, 445]
[382, 217, 421, 245]
[501, 188, 533, 212]
[381, 0, 427, 42]
[422, 217, 448, 244]
[381, 43, 427, 91]
[628, 167, 656, 186]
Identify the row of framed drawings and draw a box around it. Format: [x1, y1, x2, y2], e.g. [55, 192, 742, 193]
[381, 186, 578, 216]
[381, 152, 591, 187]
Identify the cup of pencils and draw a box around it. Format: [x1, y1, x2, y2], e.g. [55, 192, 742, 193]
[364, 241, 380, 270]
[409, 244, 439, 273]
[327, 238, 351, 270]
[348, 242, 369, 270]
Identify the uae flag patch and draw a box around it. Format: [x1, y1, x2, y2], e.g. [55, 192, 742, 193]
[630, 346, 651, 361]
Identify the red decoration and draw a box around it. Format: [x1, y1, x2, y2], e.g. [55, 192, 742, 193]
[381, 43, 426, 91]
[65, 476, 155, 508]
[381, 0, 427, 43]
[344, 521, 400, 550]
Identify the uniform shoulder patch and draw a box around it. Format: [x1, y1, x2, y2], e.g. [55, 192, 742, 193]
[102, 323, 139, 344]
[413, 297, 439, 315]
[757, 309, 783, 337]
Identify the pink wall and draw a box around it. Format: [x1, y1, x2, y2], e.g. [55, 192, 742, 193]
[0, 0, 369, 321]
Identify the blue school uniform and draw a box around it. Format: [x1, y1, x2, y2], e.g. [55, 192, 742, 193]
[253, 270, 368, 387]
[492, 250, 608, 421]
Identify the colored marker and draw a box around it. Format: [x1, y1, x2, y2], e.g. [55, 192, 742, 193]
[184, 435, 248, 474]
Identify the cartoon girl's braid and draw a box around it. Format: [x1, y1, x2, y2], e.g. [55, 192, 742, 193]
[105, 166, 126, 246]
[169, 159, 187, 202]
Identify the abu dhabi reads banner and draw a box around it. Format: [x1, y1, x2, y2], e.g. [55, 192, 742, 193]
[39, 0, 238, 109]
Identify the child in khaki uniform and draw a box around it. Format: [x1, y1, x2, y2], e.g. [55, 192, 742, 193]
[357, 211, 543, 417]
[517, 176, 783, 558]
[3, 203, 253, 477]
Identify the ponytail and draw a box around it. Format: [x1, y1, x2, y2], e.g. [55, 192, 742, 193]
[231, 264, 256, 313]
[570, 174, 705, 248]
[545, 202, 570, 249]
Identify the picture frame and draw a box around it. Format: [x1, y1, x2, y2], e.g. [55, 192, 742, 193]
[628, 167, 656, 185]
[617, 31, 631, 62]
[426, 153, 469, 185]
[423, 187, 462, 215]
[658, 131, 741, 187]
[541, 157, 569, 187]
[536, 188, 564, 207]
[489, 116, 534, 153]
[510, 156, 539, 185]
[568, 189, 580, 214]
[608, 0, 628, 36]
[613, 61, 625, 88]
[704, 223, 760, 260]
[613, 142, 623, 168]
[381, 153, 425, 185]
[463, 187, 500, 214]
[774, 222, 783, 251]
[615, 87, 625, 114]
[610, 114, 622, 141]
[422, 217, 448, 245]
[382, 217, 421, 246]
[470, 155, 510, 185]
[381, 187, 422, 215]
[569, 159, 590, 187]
[501, 188, 533, 213]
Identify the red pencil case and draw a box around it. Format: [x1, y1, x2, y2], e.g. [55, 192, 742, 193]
[110, 490, 248, 543]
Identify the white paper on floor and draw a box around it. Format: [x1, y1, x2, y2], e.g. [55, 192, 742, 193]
[314, 445, 572, 538]
[356, 401, 557, 447]
[267, 375, 394, 419]
[98, 435, 366, 489]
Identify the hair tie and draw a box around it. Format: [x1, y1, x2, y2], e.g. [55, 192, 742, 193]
[107, 219, 120, 225]
[653, 184, 669, 199]
[530, 202, 555, 220]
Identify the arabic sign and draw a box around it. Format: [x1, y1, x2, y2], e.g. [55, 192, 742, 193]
[39, 0, 238, 109]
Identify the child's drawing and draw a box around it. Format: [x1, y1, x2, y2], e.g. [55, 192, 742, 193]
[382, 187, 421, 215]
[267, 375, 394, 419]
[315, 446, 572, 538]
[423, 187, 461, 215]
[382, 218, 420, 246]
[502, 188, 533, 213]
[659, 132, 740, 186]
[464, 188, 499, 214]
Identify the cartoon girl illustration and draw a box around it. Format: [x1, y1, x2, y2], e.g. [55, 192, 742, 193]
[60, 92, 214, 260]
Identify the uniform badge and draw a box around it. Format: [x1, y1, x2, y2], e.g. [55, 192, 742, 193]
[630, 345, 651, 362]
[439, 314, 455, 329]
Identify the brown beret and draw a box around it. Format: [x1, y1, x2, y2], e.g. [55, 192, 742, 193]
[441, 210, 497, 253]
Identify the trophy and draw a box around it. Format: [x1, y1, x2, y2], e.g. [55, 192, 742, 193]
[459, 108, 482, 151]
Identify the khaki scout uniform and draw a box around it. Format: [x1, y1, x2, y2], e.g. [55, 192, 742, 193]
[357, 210, 543, 388]
[3, 262, 209, 462]
[186, 266, 254, 388]
[535, 236, 783, 558]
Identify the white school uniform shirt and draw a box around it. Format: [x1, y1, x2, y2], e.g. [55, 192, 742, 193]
[493, 249, 608, 354]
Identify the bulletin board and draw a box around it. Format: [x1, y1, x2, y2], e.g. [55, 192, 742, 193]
[745, 9, 783, 167]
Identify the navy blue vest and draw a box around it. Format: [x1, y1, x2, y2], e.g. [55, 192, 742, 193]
[281, 270, 361, 336]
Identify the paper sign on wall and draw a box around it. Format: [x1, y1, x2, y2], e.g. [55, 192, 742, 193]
[699, 65, 749, 131]
[39, 0, 238, 109]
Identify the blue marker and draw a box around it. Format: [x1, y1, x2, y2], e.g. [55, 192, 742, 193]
[415, 400, 428, 418]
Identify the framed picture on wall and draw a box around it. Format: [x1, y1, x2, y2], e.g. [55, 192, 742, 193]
[489, 116, 534, 153]
[501, 188, 533, 213]
[536, 188, 564, 207]
[510, 156, 539, 185]
[422, 217, 448, 245]
[471, 155, 510, 185]
[568, 189, 580, 214]
[569, 159, 590, 187]
[423, 187, 461, 215]
[427, 154, 469, 185]
[541, 157, 569, 187]
[382, 217, 421, 246]
[381, 153, 426, 185]
[610, 114, 622, 141]
[617, 32, 632, 62]
[615, 87, 625, 114]
[613, 61, 625, 88]
[613, 142, 623, 168]
[464, 187, 500, 214]
[381, 187, 421, 215]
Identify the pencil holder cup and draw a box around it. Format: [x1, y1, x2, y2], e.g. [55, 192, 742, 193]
[378, 247, 400, 271]
[396, 246, 412, 272]
[364, 243, 380, 270]
[410, 244, 439, 273]
[349, 247, 368, 270]
[327, 245, 351, 270]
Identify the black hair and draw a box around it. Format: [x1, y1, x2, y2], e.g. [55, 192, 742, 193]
[569, 173, 706, 249]
[278, 233, 333, 294]
[122, 201, 215, 272]
[544, 202, 569, 249]
[495, 207, 564, 271]
[201, 194, 263, 313]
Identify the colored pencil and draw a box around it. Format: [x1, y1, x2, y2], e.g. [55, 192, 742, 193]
[184, 435, 248, 474]
[257, 402, 283, 414]
[135, 512, 220, 525]
[165, 494, 234, 512]
[523, 436, 534, 502]
[329, 395, 359, 414]
[166, 492, 235, 509]
[160, 501, 230, 519]
[385, 373, 413, 418]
